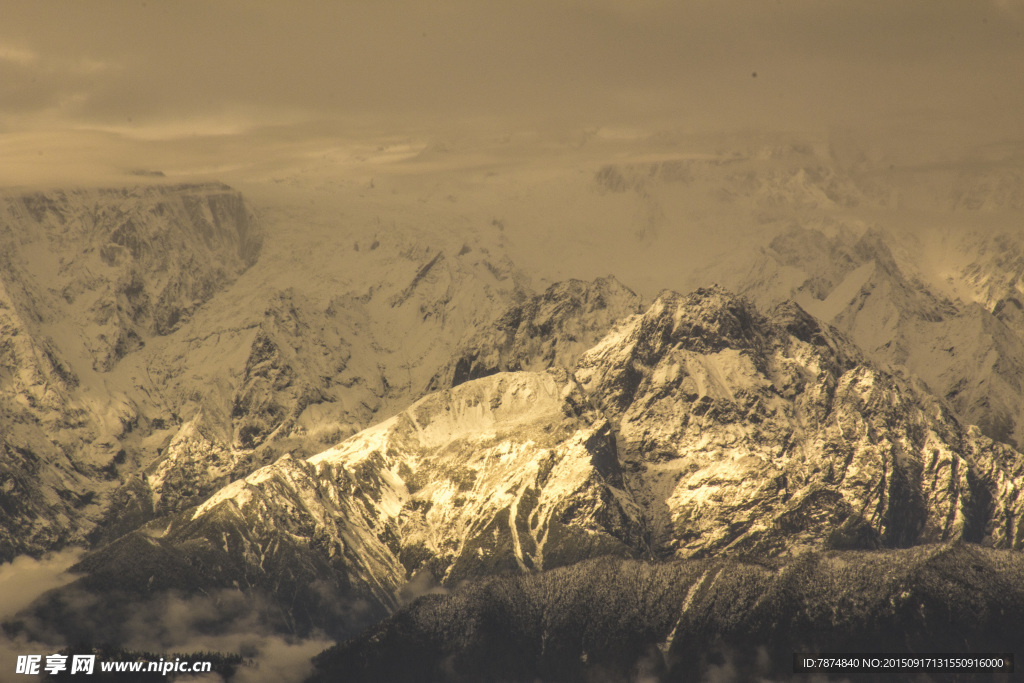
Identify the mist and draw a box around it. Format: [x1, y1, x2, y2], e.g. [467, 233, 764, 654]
[0, 1, 1021, 186]
[0, 551, 81, 681]
[4, 577, 334, 683]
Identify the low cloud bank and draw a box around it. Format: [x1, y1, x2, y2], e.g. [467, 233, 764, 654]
[0, 553, 335, 682]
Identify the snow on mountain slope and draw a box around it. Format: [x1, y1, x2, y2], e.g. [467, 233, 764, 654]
[6, 133, 1024, 661]
[0, 273, 93, 558]
[584, 141, 1024, 456]
[0, 184, 260, 560]
[63, 370, 639, 637]
[429, 275, 644, 391]
[48, 286, 1024, 640]
[92, 201, 535, 540]
[707, 222, 1024, 449]
[313, 543, 1024, 683]
[954, 228, 1024, 314]
[952, 167, 1024, 212]
[0, 184, 261, 373]
[0, 172, 559, 556]
[574, 287, 1024, 557]
[344, 133, 1024, 458]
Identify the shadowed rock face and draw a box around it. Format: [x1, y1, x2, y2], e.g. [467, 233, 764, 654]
[729, 223, 1024, 452]
[97, 226, 536, 537]
[43, 370, 639, 642]
[0, 184, 262, 561]
[8, 146, 1024, 680]
[0, 180, 541, 560]
[309, 543, 1024, 683]
[36, 286, 1024, 642]
[575, 286, 1024, 559]
[1, 184, 262, 372]
[429, 275, 643, 390]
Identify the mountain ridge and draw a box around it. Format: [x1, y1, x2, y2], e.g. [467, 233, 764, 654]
[28, 284, 1024, 647]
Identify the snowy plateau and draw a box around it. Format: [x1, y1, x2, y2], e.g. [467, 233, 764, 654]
[4, 134, 1024, 681]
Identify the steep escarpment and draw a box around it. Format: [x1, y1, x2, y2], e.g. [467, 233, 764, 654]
[1, 184, 261, 372]
[0, 183, 261, 561]
[40, 286, 1024, 641]
[49, 370, 639, 640]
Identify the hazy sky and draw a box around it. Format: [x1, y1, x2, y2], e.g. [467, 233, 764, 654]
[1, 0, 1022, 176]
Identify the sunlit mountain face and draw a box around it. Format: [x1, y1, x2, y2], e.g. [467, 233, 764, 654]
[2, 2, 1024, 681]
[0, 131, 1022, 682]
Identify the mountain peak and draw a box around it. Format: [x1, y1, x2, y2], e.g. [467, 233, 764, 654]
[637, 285, 767, 358]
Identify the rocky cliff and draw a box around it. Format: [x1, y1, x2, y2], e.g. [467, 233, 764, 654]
[0, 184, 261, 561]
[41, 286, 1024, 643]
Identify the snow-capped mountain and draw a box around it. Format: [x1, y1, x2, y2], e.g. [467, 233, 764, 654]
[428, 275, 643, 390]
[0, 180, 544, 557]
[0, 184, 261, 372]
[41, 284, 1024, 644]
[0, 184, 260, 560]
[706, 222, 1024, 450]
[5, 134, 1024, 680]
[572, 287, 1024, 556]
[96, 209, 535, 542]
[69, 369, 636, 639]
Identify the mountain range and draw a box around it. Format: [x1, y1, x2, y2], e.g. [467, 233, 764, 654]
[3, 136, 1024, 681]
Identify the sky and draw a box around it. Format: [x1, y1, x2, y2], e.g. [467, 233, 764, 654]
[1, 1, 1022, 180]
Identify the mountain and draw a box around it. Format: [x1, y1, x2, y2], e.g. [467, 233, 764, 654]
[310, 543, 1024, 683]
[92, 227, 541, 544]
[50, 369, 638, 642]
[30, 285, 1024, 646]
[579, 138, 1024, 455]
[428, 275, 643, 390]
[0, 179, 553, 558]
[5, 139, 1024, 680]
[705, 222, 1024, 451]
[572, 287, 1023, 557]
[0, 184, 261, 372]
[0, 184, 260, 561]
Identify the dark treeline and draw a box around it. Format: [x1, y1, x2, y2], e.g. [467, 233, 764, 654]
[310, 544, 1023, 683]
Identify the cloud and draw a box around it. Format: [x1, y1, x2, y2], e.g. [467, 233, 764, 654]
[231, 637, 332, 683]
[0, 0, 1019, 185]
[0, 551, 83, 680]
[165, 636, 330, 683]
[112, 592, 332, 683]
[397, 569, 449, 605]
[5, 578, 336, 683]
[0, 550, 82, 622]
[0, 44, 37, 66]
[0, 1, 1019, 136]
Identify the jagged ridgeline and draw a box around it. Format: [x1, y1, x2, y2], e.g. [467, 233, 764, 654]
[727, 223, 1024, 452]
[0, 184, 261, 561]
[0, 179, 543, 561]
[25, 286, 1024, 658]
[5, 176, 1024, 682]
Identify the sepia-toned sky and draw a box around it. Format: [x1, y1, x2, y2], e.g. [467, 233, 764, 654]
[1, 0, 1022, 178]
